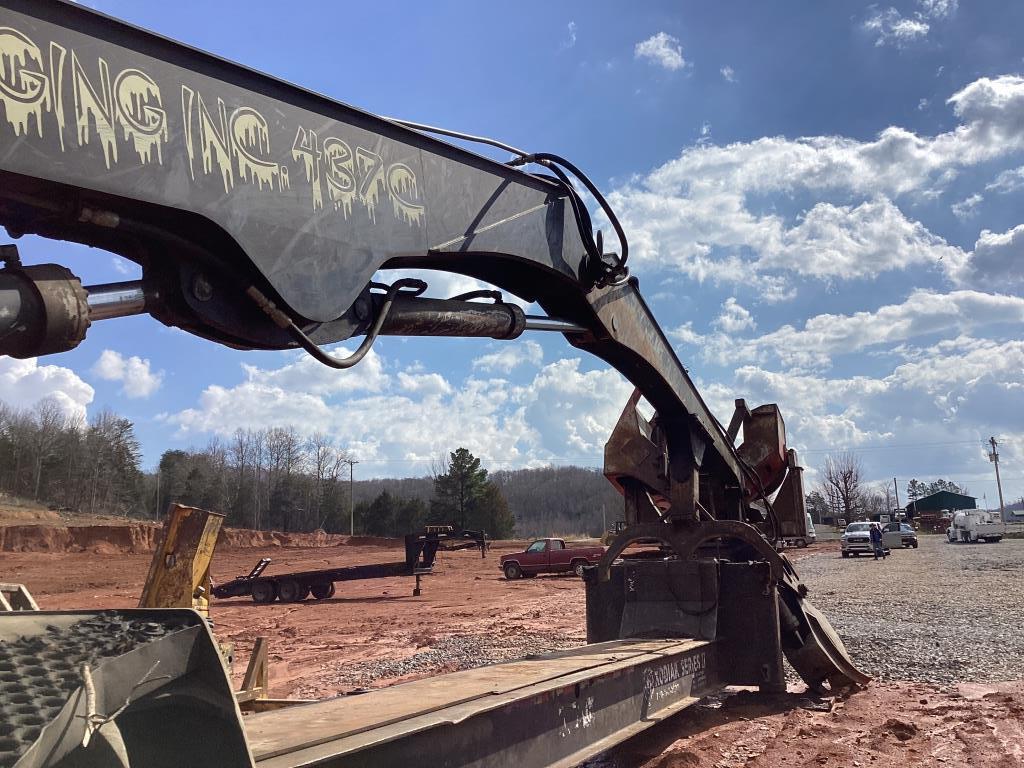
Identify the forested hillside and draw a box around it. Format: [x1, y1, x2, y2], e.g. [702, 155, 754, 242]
[0, 397, 619, 537]
[349, 466, 621, 538]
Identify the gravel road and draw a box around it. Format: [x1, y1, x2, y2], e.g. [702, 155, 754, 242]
[794, 535, 1024, 685]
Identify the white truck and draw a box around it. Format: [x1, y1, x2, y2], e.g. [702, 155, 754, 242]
[946, 510, 1006, 543]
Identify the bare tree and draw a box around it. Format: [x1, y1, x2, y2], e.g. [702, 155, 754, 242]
[821, 451, 864, 521]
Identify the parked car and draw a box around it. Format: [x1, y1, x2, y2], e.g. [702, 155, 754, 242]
[840, 522, 889, 558]
[500, 538, 604, 579]
[882, 521, 918, 549]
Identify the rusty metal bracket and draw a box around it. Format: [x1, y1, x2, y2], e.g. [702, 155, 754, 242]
[596, 520, 784, 583]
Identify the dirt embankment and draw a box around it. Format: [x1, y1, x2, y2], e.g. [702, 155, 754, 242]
[0, 521, 401, 554]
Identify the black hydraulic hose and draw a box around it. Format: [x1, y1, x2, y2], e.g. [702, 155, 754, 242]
[379, 117, 629, 283]
[511, 152, 629, 272]
[247, 278, 427, 369]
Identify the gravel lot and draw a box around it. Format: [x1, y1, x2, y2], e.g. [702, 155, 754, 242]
[794, 535, 1024, 685]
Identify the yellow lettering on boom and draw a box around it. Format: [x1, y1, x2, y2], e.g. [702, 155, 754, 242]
[0, 27, 50, 138]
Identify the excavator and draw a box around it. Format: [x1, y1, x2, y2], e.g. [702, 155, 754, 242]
[0, 2, 868, 766]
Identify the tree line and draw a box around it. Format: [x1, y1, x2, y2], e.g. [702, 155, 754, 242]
[0, 398, 144, 516]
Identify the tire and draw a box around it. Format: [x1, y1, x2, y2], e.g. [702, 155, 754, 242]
[311, 582, 335, 600]
[796, 539, 807, 548]
[571, 560, 587, 578]
[841, 552, 849, 558]
[251, 581, 276, 604]
[277, 579, 307, 602]
[990, 537, 1002, 543]
[504, 562, 522, 580]
[912, 541, 919, 548]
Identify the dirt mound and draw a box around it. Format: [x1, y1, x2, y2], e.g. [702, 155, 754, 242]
[0, 522, 384, 554]
[0, 523, 161, 553]
[340, 535, 402, 548]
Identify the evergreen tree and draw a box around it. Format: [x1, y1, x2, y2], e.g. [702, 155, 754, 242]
[430, 448, 488, 529]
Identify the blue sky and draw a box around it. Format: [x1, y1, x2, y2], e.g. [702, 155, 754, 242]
[3, 0, 1023, 506]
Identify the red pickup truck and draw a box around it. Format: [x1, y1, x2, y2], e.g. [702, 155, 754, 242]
[500, 538, 604, 579]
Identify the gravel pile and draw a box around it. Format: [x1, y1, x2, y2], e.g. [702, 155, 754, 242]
[299, 631, 584, 695]
[794, 536, 1024, 685]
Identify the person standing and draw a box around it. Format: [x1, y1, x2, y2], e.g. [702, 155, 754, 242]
[870, 523, 887, 560]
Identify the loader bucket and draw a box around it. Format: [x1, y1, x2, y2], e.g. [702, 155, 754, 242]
[0, 609, 251, 768]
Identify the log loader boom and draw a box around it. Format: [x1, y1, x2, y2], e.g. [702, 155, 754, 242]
[0, 3, 867, 766]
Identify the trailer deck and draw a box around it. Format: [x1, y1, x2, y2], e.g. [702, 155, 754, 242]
[247, 638, 717, 768]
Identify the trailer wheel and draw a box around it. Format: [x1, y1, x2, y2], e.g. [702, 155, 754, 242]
[796, 538, 807, 548]
[311, 582, 335, 600]
[504, 562, 522, 580]
[278, 579, 307, 602]
[252, 581, 276, 604]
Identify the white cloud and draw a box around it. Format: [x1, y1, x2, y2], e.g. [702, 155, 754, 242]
[952, 224, 1024, 291]
[634, 32, 687, 71]
[604, 75, 1024, 287]
[0, 357, 93, 421]
[862, 1, 954, 48]
[562, 21, 577, 49]
[472, 340, 543, 373]
[720, 65, 736, 83]
[918, 0, 958, 20]
[397, 370, 452, 396]
[110, 256, 134, 276]
[91, 350, 163, 398]
[864, 8, 929, 48]
[918, 98, 930, 110]
[241, 347, 389, 397]
[165, 353, 633, 468]
[951, 193, 983, 220]
[378, 268, 534, 311]
[712, 298, 756, 333]
[986, 165, 1024, 194]
[673, 289, 1024, 370]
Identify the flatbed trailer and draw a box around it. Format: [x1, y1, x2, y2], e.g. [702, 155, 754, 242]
[246, 638, 716, 768]
[212, 530, 486, 603]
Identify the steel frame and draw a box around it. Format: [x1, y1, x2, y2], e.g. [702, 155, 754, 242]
[247, 639, 718, 768]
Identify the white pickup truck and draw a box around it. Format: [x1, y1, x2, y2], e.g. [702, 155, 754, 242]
[947, 510, 1006, 543]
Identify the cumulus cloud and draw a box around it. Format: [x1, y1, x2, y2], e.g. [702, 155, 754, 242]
[634, 32, 687, 71]
[674, 289, 1024, 370]
[604, 75, 1024, 288]
[712, 298, 756, 333]
[241, 347, 388, 397]
[397, 370, 452, 396]
[720, 334, 1021, 486]
[166, 353, 632, 467]
[720, 65, 736, 83]
[91, 350, 163, 398]
[952, 224, 1024, 291]
[0, 357, 93, 421]
[472, 340, 544, 374]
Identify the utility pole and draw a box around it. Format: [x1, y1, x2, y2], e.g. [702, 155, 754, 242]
[343, 458, 359, 535]
[893, 477, 900, 511]
[988, 436, 1005, 515]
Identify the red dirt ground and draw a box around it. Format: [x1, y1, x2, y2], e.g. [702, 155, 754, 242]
[2, 526, 1019, 767]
